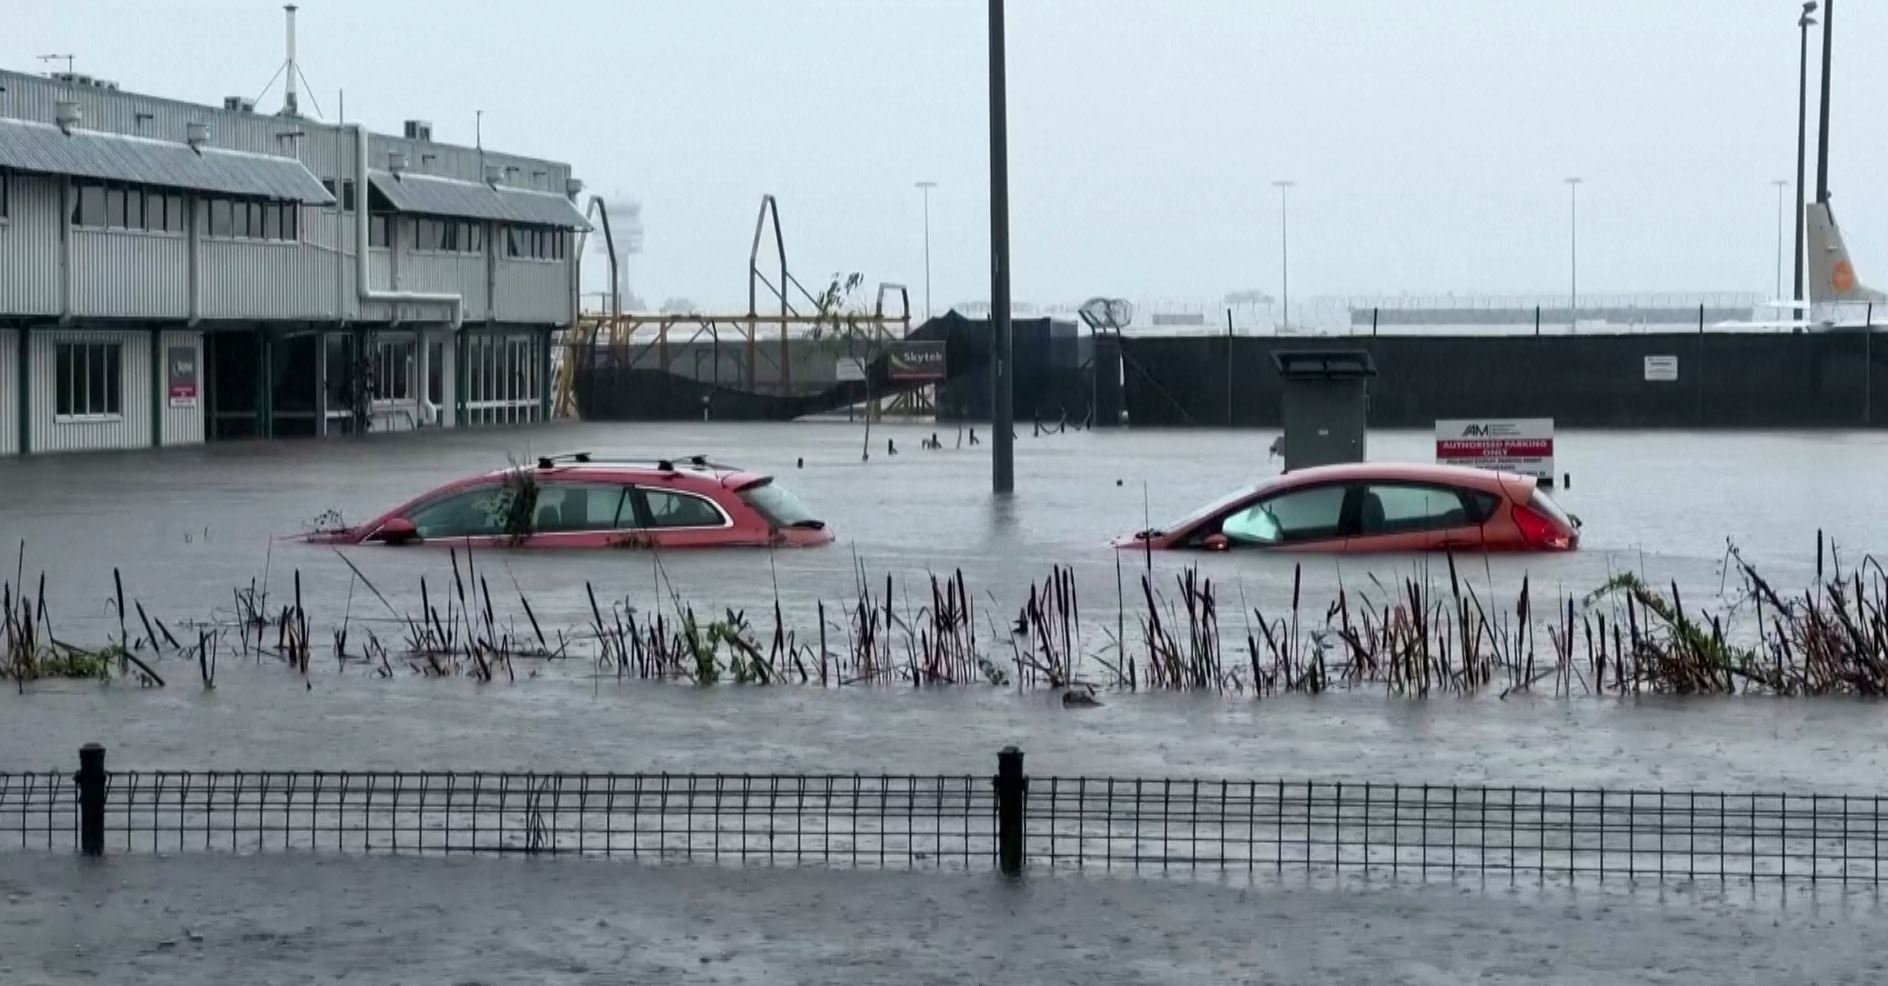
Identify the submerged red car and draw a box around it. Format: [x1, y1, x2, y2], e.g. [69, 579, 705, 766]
[1117, 462, 1578, 553]
[307, 454, 833, 549]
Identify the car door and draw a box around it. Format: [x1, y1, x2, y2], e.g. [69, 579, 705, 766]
[1348, 482, 1491, 552]
[628, 485, 739, 548]
[397, 480, 520, 549]
[1208, 483, 1356, 552]
[517, 481, 637, 548]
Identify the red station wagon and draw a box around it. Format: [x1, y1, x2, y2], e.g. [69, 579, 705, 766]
[1117, 462, 1578, 553]
[308, 454, 833, 550]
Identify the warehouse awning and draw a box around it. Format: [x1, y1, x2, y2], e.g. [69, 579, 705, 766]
[0, 118, 334, 204]
[368, 171, 589, 230]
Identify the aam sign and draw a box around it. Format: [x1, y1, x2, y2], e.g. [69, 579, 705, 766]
[1435, 418, 1553, 481]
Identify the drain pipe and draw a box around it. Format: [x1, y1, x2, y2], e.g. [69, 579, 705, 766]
[354, 124, 461, 327]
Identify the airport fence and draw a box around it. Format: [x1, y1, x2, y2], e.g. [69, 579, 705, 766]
[2, 745, 1882, 885]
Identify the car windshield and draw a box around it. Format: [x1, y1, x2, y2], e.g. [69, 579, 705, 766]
[739, 479, 822, 528]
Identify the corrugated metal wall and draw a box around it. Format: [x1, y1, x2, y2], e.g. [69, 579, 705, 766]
[200, 239, 340, 320]
[400, 251, 489, 320]
[28, 327, 152, 454]
[0, 330, 17, 455]
[71, 228, 189, 318]
[494, 260, 571, 324]
[158, 328, 204, 446]
[0, 174, 62, 316]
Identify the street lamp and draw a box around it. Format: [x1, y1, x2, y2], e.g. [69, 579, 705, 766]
[1794, 1, 1818, 303]
[1564, 177, 1582, 329]
[1770, 179, 1789, 302]
[915, 181, 937, 320]
[1271, 180, 1295, 331]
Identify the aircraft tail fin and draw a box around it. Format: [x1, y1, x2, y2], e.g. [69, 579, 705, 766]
[1805, 201, 1888, 305]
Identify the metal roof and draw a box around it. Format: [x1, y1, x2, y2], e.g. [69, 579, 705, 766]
[368, 172, 589, 230]
[0, 118, 334, 203]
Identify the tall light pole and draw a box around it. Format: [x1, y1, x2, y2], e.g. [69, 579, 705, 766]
[1271, 180, 1294, 331]
[988, 0, 1014, 495]
[1564, 177, 1582, 329]
[1815, 0, 1834, 203]
[1794, 2, 1818, 303]
[1770, 179, 1789, 301]
[915, 181, 937, 320]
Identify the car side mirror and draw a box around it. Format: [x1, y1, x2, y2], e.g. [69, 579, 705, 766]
[370, 517, 419, 545]
[1202, 533, 1230, 552]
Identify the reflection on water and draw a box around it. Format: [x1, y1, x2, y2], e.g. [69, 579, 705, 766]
[1, 421, 1884, 783]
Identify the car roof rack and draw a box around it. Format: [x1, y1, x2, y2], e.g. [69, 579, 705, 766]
[531, 453, 743, 473]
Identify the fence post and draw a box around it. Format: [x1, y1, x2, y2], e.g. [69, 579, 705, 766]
[76, 743, 106, 857]
[996, 746, 1026, 876]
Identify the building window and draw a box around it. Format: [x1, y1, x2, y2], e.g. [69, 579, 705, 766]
[369, 213, 390, 248]
[1, 169, 9, 219]
[374, 339, 415, 401]
[70, 180, 188, 233]
[54, 342, 123, 419]
[209, 199, 232, 237]
[341, 179, 357, 212]
[198, 196, 298, 241]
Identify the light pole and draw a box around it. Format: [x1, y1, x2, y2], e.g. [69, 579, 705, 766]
[1770, 179, 1789, 301]
[915, 181, 937, 320]
[1794, 1, 1818, 303]
[1564, 177, 1582, 329]
[988, 0, 1013, 495]
[1272, 180, 1294, 331]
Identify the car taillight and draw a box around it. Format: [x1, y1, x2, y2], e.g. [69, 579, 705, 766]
[1511, 503, 1571, 550]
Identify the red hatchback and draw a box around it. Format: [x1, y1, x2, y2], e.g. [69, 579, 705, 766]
[308, 454, 833, 550]
[1117, 462, 1578, 553]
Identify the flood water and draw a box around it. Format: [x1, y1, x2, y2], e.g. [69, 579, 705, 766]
[1, 421, 1884, 788]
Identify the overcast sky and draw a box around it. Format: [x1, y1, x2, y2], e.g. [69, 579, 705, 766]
[9, 1, 1885, 313]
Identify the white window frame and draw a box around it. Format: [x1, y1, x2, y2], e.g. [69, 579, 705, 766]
[53, 341, 125, 421]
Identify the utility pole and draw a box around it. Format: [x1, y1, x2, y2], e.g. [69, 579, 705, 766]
[916, 181, 937, 320]
[1564, 177, 1582, 329]
[1271, 180, 1294, 331]
[1794, 2, 1818, 304]
[988, 0, 1014, 495]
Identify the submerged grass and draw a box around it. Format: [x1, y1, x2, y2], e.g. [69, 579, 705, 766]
[10, 534, 1888, 699]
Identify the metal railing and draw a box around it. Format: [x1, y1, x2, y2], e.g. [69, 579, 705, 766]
[4, 746, 1883, 885]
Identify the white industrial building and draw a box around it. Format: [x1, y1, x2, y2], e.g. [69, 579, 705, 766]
[0, 61, 586, 456]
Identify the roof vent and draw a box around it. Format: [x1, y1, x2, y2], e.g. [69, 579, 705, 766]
[223, 96, 256, 113]
[186, 121, 211, 152]
[54, 99, 81, 134]
[484, 164, 503, 187]
[387, 150, 408, 176]
[565, 177, 584, 200]
[403, 119, 432, 142]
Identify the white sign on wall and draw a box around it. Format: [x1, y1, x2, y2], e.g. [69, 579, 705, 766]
[1435, 418, 1555, 481]
[1643, 355, 1679, 382]
[835, 357, 866, 382]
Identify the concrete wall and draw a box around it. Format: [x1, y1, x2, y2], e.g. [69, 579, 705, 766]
[1118, 331, 1888, 429]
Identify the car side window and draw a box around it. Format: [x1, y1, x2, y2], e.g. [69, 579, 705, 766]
[406, 486, 514, 539]
[637, 488, 727, 529]
[1357, 484, 1474, 536]
[531, 483, 630, 532]
[1220, 485, 1347, 546]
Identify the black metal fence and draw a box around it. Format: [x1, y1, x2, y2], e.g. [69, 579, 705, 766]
[4, 745, 1883, 884]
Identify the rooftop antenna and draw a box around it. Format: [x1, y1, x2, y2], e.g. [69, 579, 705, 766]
[282, 5, 300, 117]
[37, 54, 76, 77]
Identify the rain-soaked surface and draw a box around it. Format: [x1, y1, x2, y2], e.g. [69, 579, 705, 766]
[4, 422, 1886, 982]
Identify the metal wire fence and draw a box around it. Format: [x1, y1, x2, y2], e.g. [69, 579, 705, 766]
[3, 749, 1883, 885]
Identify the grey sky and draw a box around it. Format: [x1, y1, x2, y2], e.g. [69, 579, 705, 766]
[9, 1, 1885, 312]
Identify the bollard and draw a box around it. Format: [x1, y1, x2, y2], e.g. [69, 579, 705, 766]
[76, 743, 106, 857]
[995, 746, 1026, 876]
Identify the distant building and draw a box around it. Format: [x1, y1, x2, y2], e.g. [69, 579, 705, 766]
[0, 67, 586, 456]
